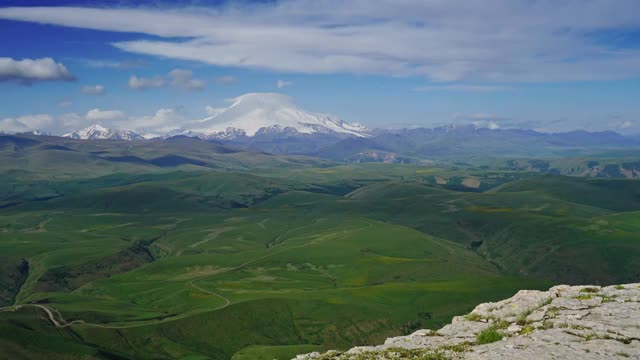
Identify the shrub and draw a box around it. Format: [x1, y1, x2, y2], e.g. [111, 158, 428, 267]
[464, 313, 482, 322]
[476, 327, 503, 344]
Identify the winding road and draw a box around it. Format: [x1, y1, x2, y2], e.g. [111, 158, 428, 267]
[1, 222, 371, 330]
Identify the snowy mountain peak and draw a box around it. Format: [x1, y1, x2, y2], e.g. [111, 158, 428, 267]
[64, 124, 145, 141]
[183, 92, 370, 139]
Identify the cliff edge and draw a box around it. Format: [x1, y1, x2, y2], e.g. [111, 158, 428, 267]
[295, 284, 640, 359]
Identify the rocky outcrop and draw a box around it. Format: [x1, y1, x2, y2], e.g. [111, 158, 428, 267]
[295, 284, 640, 359]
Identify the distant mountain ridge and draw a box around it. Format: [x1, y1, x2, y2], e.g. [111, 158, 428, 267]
[5, 92, 640, 163]
[63, 124, 145, 141]
[2, 130, 640, 179]
[17, 121, 640, 166]
[311, 125, 640, 162]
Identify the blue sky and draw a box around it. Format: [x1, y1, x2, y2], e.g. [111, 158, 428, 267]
[1, 0, 640, 136]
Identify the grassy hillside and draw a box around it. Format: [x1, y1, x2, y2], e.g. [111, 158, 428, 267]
[1, 139, 638, 359]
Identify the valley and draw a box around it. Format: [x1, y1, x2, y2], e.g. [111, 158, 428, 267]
[1, 134, 639, 359]
[2, 2, 640, 358]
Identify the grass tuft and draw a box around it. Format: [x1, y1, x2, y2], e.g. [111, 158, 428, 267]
[521, 325, 534, 335]
[579, 287, 599, 293]
[464, 313, 483, 322]
[476, 327, 504, 345]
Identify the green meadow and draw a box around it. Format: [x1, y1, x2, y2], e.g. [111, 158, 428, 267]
[1, 137, 639, 359]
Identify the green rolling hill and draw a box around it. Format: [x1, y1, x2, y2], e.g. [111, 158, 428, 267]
[0, 135, 639, 359]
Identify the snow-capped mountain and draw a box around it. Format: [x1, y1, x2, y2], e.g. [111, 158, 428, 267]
[63, 124, 145, 141]
[179, 93, 370, 139]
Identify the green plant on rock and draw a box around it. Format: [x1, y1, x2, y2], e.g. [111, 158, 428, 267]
[521, 325, 534, 335]
[464, 313, 483, 322]
[580, 287, 599, 293]
[439, 342, 472, 353]
[516, 310, 533, 326]
[476, 326, 504, 345]
[492, 319, 510, 330]
[421, 352, 449, 360]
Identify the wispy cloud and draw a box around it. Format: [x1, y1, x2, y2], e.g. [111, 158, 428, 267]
[205, 105, 225, 116]
[129, 69, 205, 90]
[0, 107, 186, 138]
[85, 109, 125, 122]
[276, 79, 293, 89]
[81, 84, 105, 95]
[128, 75, 165, 89]
[619, 120, 634, 130]
[0, 57, 74, 84]
[215, 75, 236, 85]
[451, 113, 512, 129]
[2, 2, 640, 82]
[83, 59, 146, 69]
[168, 69, 205, 90]
[0, 114, 54, 133]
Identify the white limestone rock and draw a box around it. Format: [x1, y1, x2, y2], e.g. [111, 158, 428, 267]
[294, 283, 640, 359]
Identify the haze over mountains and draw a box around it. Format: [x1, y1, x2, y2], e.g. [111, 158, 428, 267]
[7, 92, 638, 167]
[7, 93, 636, 144]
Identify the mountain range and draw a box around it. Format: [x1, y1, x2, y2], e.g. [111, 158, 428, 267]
[63, 124, 145, 141]
[6, 92, 640, 162]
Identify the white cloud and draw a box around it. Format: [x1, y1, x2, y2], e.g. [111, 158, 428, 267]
[2, 2, 640, 82]
[0, 108, 185, 138]
[128, 75, 165, 89]
[85, 109, 126, 122]
[0, 57, 74, 84]
[619, 121, 634, 129]
[215, 75, 236, 85]
[58, 100, 73, 107]
[81, 84, 105, 95]
[487, 121, 500, 130]
[129, 69, 205, 90]
[0, 117, 30, 133]
[205, 106, 225, 116]
[123, 108, 186, 138]
[168, 69, 206, 90]
[80, 108, 185, 138]
[451, 113, 510, 129]
[0, 114, 54, 133]
[83, 59, 145, 69]
[276, 79, 293, 89]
